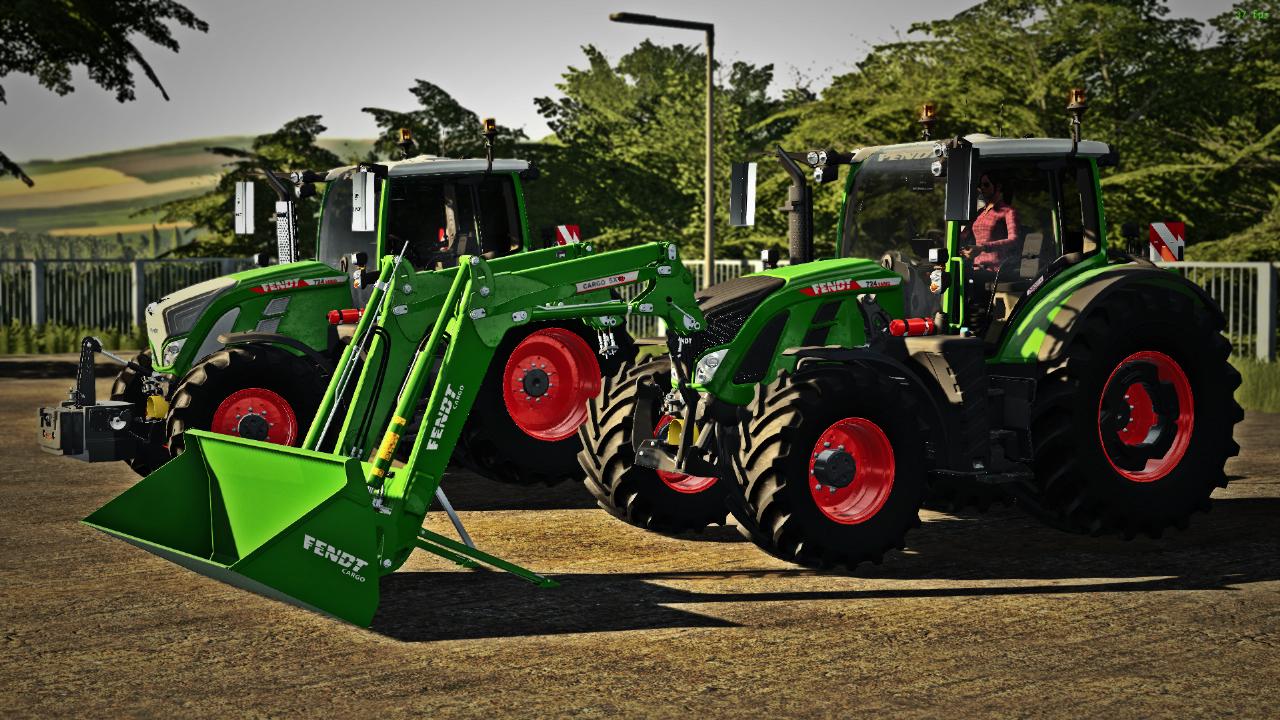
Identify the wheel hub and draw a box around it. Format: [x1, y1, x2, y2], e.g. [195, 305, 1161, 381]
[521, 368, 550, 397]
[812, 448, 856, 488]
[236, 412, 270, 441]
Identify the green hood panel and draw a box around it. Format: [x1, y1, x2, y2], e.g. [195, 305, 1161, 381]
[699, 258, 905, 405]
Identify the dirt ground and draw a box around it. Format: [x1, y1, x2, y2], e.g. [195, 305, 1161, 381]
[2, 376, 1277, 718]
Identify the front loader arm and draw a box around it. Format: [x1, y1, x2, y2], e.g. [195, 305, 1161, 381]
[343, 241, 703, 571]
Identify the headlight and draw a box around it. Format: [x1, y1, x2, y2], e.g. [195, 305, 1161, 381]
[693, 348, 729, 385]
[162, 339, 187, 366]
[155, 276, 236, 337]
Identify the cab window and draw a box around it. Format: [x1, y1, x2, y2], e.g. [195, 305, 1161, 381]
[316, 176, 379, 271]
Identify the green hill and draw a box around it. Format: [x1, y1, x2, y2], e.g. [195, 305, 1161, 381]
[0, 137, 373, 237]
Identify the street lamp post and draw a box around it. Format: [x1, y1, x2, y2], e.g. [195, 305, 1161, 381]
[610, 12, 715, 289]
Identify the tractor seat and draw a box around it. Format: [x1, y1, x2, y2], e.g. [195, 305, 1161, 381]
[989, 233, 1049, 294]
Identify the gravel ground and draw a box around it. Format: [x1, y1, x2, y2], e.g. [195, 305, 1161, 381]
[2, 376, 1277, 718]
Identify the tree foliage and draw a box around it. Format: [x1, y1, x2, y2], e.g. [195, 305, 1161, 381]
[0, 0, 207, 104]
[150, 115, 340, 257]
[524, 42, 810, 257]
[362, 80, 526, 159]
[529, 2, 1277, 261]
[764, 0, 1280, 257]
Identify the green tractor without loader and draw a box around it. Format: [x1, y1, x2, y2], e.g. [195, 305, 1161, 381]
[81, 239, 703, 625]
[39, 147, 624, 486]
[581, 116, 1241, 567]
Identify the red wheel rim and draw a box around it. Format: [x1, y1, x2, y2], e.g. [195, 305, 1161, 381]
[210, 387, 298, 445]
[653, 414, 718, 493]
[808, 417, 895, 524]
[1097, 350, 1194, 483]
[502, 328, 602, 441]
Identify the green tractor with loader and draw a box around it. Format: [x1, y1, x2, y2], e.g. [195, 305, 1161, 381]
[79, 238, 704, 625]
[579, 96, 1242, 568]
[64, 94, 1241, 627]
[39, 130, 625, 487]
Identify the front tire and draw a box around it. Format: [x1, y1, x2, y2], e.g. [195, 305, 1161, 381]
[167, 344, 327, 456]
[1014, 284, 1243, 537]
[579, 356, 729, 533]
[734, 365, 930, 569]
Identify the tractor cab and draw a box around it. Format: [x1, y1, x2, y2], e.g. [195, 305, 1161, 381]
[316, 157, 533, 305]
[838, 135, 1114, 346]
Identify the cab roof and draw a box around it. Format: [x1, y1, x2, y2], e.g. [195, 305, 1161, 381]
[851, 134, 1115, 164]
[324, 155, 530, 182]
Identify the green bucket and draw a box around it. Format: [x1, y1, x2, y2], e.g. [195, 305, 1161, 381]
[84, 430, 383, 626]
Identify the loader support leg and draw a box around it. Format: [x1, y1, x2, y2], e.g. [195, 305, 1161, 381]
[434, 487, 475, 548]
[415, 528, 559, 588]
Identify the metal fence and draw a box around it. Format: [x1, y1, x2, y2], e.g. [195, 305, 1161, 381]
[0, 259, 253, 332]
[2, 257, 1276, 359]
[1156, 261, 1277, 360]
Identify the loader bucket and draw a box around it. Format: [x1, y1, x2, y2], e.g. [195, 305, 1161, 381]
[84, 430, 382, 626]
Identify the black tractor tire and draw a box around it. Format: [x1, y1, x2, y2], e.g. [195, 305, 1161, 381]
[578, 355, 730, 533]
[1012, 284, 1243, 537]
[733, 364, 930, 569]
[109, 349, 168, 476]
[452, 322, 636, 486]
[166, 344, 327, 457]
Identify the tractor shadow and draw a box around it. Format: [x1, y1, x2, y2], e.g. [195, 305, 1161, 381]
[371, 496, 1280, 643]
[438, 470, 598, 511]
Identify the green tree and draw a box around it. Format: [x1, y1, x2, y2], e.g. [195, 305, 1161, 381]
[150, 115, 340, 257]
[0, 0, 207, 187]
[528, 41, 806, 258]
[362, 80, 526, 160]
[761, 0, 1223, 256]
[0, 0, 207, 103]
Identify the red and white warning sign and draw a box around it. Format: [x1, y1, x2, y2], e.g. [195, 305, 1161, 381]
[1149, 222, 1185, 262]
[554, 224, 581, 245]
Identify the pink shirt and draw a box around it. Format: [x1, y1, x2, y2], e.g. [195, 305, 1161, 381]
[966, 201, 1020, 271]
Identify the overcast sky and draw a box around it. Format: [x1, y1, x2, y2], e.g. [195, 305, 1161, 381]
[2, 0, 1233, 161]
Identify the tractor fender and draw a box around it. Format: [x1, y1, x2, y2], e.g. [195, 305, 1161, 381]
[783, 345, 956, 469]
[1035, 265, 1223, 366]
[216, 331, 335, 374]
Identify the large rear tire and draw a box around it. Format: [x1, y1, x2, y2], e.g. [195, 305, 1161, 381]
[578, 356, 729, 533]
[734, 365, 929, 569]
[453, 323, 635, 486]
[167, 344, 327, 456]
[1013, 285, 1243, 537]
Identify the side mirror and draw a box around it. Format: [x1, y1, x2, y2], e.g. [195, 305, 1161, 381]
[729, 162, 757, 227]
[234, 181, 255, 234]
[938, 141, 979, 223]
[253, 252, 271, 268]
[351, 171, 376, 232]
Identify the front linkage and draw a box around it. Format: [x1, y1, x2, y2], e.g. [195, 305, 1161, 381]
[38, 337, 169, 465]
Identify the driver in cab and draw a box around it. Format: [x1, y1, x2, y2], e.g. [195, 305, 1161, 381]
[960, 172, 1020, 273]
